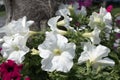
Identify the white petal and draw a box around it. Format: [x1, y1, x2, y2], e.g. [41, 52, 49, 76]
[61, 43, 76, 59]
[104, 13, 112, 21]
[48, 16, 61, 31]
[57, 34, 68, 48]
[38, 46, 53, 59]
[7, 51, 27, 64]
[99, 7, 107, 16]
[94, 45, 110, 60]
[38, 32, 57, 58]
[56, 8, 70, 17]
[22, 16, 27, 28]
[78, 51, 89, 64]
[91, 27, 101, 44]
[83, 42, 95, 52]
[52, 56, 73, 72]
[41, 55, 55, 72]
[96, 58, 115, 66]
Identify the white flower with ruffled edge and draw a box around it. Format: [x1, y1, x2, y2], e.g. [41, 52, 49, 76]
[38, 31, 76, 73]
[82, 27, 101, 44]
[48, 16, 68, 35]
[78, 42, 115, 68]
[1, 34, 29, 64]
[56, 9, 75, 32]
[88, 7, 112, 30]
[0, 16, 34, 36]
[58, 2, 87, 16]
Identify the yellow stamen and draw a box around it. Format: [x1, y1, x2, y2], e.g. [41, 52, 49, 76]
[53, 49, 61, 55]
[31, 48, 39, 55]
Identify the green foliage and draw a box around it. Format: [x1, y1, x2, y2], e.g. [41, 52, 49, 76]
[22, 29, 120, 80]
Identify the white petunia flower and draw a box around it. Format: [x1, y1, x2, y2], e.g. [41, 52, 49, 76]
[1, 34, 29, 64]
[88, 7, 112, 30]
[58, 2, 87, 16]
[0, 16, 34, 36]
[56, 8, 73, 30]
[38, 31, 76, 72]
[48, 16, 67, 35]
[82, 27, 101, 44]
[78, 42, 115, 68]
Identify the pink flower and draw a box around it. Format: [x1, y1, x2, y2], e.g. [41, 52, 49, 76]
[106, 5, 113, 12]
[0, 60, 23, 80]
[25, 77, 31, 80]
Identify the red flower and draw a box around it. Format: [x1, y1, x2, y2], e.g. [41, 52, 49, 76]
[0, 60, 23, 80]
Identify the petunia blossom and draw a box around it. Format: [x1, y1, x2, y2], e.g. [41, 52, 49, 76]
[0, 16, 34, 36]
[78, 42, 115, 68]
[1, 34, 29, 64]
[88, 7, 112, 31]
[38, 31, 76, 72]
[82, 27, 101, 44]
[0, 60, 23, 80]
[48, 16, 67, 35]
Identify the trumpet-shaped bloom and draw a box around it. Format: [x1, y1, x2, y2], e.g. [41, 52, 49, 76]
[78, 42, 115, 68]
[56, 8, 72, 29]
[48, 16, 67, 35]
[0, 16, 34, 36]
[88, 7, 112, 30]
[1, 34, 29, 64]
[38, 32, 76, 72]
[82, 27, 101, 44]
[58, 2, 87, 16]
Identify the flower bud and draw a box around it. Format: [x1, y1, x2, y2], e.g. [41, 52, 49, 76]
[57, 20, 66, 26]
[82, 32, 92, 37]
[31, 48, 39, 55]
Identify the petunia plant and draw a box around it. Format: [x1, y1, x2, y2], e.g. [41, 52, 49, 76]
[0, 0, 120, 80]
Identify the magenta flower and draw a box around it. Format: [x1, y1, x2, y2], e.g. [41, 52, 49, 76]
[106, 5, 113, 12]
[25, 77, 31, 80]
[78, 0, 92, 9]
[0, 60, 23, 80]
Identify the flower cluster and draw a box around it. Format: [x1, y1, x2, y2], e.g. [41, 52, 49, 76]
[0, 0, 120, 80]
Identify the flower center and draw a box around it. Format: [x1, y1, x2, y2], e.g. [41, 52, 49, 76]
[7, 67, 14, 72]
[12, 45, 19, 51]
[94, 17, 101, 23]
[53, 49, 61, 55]
[57, 20, 66, 26]
[89, 54, 96, 64]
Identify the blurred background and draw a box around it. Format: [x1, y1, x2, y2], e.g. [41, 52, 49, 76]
[0, 0, 120, 27]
